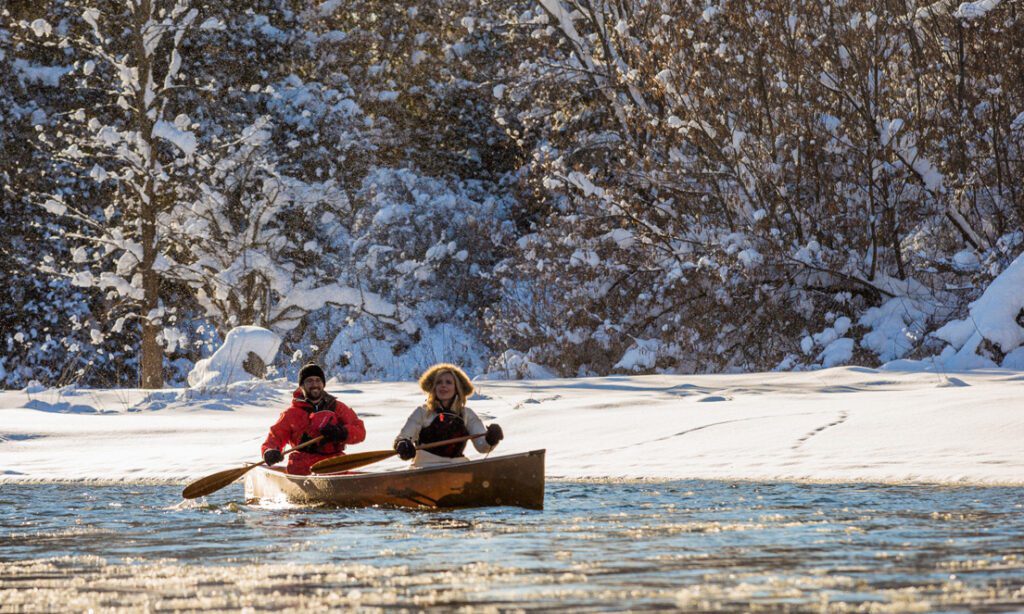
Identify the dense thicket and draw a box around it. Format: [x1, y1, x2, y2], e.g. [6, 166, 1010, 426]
[2, 0, 1022, 387]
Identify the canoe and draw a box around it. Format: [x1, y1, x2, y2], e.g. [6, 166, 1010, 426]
[244, 449, 545, 510]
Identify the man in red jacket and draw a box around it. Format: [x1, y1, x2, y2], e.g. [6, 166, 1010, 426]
[261, 363, 366, 475]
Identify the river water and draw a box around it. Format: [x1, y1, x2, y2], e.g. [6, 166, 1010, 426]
[1, 481, 1022, 611]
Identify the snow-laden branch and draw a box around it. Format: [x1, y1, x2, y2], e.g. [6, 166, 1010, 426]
[535, 0, 635, 144]
[954, 0, 1002, 20]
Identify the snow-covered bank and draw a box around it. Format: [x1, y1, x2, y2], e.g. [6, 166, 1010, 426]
[1, 367, 1022, 486]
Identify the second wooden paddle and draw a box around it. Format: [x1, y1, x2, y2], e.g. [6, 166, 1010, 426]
[310, 433, 485, 473]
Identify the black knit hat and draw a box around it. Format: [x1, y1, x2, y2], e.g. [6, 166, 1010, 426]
[298, 363, 326, 384]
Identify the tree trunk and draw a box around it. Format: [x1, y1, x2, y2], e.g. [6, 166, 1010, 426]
[140, 312, 164, 388]
[139, 223, 163, 389]
[134, 0, 163, 389]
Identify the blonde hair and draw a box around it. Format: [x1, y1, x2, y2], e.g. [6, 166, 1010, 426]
[418, 363, 474, 412]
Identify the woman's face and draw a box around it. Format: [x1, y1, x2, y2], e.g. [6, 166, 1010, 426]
[433, 372, 457, 404]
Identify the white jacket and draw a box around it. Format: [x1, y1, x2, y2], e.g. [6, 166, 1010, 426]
[397, 404, 494, 467]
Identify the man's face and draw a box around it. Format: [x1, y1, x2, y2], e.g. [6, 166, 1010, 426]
[302, 376, 325, 401]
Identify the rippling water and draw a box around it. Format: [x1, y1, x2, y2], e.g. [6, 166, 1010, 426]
[1, 481, 1023, 611]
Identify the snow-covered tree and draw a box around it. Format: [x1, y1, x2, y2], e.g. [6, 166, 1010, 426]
[5, 0, 1023, 387]
[169, 117, 400, 336]
[19, 1, 385, 386]
[309, 167, 514, 380]
[277, 0, 523, 378]
[484, 0, 1024, 375]
[2, 3, 138, 387]
[20, 0, 218, 388]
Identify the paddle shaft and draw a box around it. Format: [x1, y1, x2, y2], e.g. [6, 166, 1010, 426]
[417, 432, 485, 453]
[311, 432, 487, 474]
[277, 434, 327, 461]
[241, 434, 327, 469]
[181, 435, 325, 499]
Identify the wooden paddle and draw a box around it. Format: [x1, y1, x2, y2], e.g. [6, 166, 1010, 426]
[310, 433, 486, 474]
[181, 436, 325, 499]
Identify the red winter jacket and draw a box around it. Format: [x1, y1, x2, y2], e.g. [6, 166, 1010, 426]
[261, 388, 366, 475]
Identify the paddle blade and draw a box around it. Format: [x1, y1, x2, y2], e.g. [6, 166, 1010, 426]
[182, 464, 257, 499]
[311, 449, 398, 473]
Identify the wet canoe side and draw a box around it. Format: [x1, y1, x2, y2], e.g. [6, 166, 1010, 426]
[244, 449, 545, 510]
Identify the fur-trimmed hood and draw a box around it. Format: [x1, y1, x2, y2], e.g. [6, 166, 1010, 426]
[418, 363, 474, 398]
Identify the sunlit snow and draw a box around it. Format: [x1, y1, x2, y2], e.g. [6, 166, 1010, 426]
[2, 366, 1021, 486]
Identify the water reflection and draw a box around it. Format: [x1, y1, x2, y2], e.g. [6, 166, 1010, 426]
[0, 481, 1022, 611]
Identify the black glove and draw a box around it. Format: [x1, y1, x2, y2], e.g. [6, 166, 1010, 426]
[263, 448, 284, 466]
[320, 422, 348, 443]
[485, 423, 504, 446]
[395, 438, 416, 461]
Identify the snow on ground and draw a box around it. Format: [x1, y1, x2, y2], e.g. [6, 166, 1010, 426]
[1, 367, 1022, 486]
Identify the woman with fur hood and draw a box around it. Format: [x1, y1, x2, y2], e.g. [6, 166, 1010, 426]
[393, 363, 503, 468]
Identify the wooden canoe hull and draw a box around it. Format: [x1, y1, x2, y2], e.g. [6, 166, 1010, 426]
[244, 449, 545, 510]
